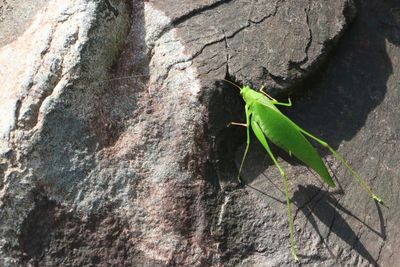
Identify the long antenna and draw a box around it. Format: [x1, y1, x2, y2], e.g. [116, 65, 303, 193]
[223, 79, 242, 90]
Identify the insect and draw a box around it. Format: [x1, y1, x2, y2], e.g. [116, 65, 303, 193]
[224, 80, 384, 261]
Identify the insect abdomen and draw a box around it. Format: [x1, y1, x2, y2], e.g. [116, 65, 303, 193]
[251, 103, 335, 187]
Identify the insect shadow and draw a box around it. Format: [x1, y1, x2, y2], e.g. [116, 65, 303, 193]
[292, 185, 386, 265]
[246, 183, 386, 265]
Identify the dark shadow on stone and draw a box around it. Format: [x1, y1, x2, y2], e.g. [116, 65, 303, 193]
[292, 185, 386, 266]
[17, 195, 58, 262]
[245, 183, 285, 204]
[284, 0, 399, 152]
[240, 180, 384, 264]
[374, 201, 387, 241]
[206, 79, 247, 188]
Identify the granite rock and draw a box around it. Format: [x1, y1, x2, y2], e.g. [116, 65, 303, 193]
[0, 0, 399, 266]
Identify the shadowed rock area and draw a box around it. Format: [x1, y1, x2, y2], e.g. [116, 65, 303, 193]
[0, 0, 399, 266]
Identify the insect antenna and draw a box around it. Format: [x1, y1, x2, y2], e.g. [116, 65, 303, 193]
[222, 79, 242, 91]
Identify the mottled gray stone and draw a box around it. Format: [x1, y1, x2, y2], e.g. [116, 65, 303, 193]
[0, 0, 50, 47]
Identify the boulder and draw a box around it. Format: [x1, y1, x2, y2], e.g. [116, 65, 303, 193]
[0, 0, 398, 266]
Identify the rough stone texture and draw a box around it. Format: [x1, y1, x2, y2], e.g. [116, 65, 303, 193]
[0, 0, 49, 47]
[151, 0, 356, 94]
[0, 0, 216, 265]
[0, 0, 399, 266]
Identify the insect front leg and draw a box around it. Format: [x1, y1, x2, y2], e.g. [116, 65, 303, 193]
[236, 104, 251, 183]
[227, 122, 247, 127]
[298, 127, 384, 205]
[251, 120, 299, 261]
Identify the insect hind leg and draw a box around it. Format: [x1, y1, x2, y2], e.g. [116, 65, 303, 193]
[298, 127, 384, 205]
[251, 120, 299, 261]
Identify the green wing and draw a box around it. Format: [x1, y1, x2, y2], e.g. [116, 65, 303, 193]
[250, 103, 335, 187]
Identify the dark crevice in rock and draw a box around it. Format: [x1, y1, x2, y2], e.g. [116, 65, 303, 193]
[13, 99, 21, 131]
[303, 0, 313, 62]
[171, 0, 233, 28]
[29, 66, 62, 129]
[223, 30, 230, 77]
[149, 0, 234, 53]
[376, 239, 385, 264]
[190, 35, 227, 61]
[224, 24, 249, 45]
[248, 1, 280, 25]
[0, 162, 7, 191]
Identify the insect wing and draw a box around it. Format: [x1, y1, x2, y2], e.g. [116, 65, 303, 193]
[250, 103, 335, 187]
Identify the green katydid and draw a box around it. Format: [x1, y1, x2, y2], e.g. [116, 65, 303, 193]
[224, 79, 384, 261]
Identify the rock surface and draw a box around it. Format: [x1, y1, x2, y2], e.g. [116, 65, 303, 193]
[0, 0, 399, 266]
